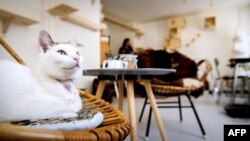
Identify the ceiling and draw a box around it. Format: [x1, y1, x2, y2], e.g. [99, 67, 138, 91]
[102, 0, 250, 23]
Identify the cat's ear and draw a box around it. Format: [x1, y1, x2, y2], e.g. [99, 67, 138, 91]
[39, 30, 54, 53]
[68, 36, 77, 47]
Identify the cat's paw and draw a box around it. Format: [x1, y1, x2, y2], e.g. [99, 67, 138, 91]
[62, 113, 77, 119]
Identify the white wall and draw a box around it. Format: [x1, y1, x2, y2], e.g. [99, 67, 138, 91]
[105, 4, 249, 85]
[136, 20, 168, 50]
[105, 21, 135, 57]
[0, 0, 101, 91]
[106, 20, 167, 57]
[135, 5, 250, 82]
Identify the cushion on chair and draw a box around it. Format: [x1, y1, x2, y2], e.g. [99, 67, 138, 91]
[150, 81, 205, 98]
[0, 91, 131, 141]
[7, 108, 103, 130]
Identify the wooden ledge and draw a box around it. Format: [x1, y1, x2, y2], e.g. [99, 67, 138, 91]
[0, 8, 39, 33]
[47, 4, 77, 18]
[47, 4, 104, 32]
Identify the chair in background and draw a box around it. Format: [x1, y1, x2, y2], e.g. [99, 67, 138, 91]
[211, 58, 234, 103]
[228, 58, 250, 104]
[212, 58, 247, 104]
[139, 59, 212, 139]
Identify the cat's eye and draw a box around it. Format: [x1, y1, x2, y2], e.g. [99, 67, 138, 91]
[57, 50, 67, 55]
[76, 51, 80, 56]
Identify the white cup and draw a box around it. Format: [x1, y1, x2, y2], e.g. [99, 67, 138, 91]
[102, 60, 128, 69]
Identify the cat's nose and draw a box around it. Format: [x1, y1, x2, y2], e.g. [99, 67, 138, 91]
[73, 57, 80, 62]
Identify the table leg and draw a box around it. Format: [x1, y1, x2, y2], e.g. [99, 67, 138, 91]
[247, 78, 250, 104]
[96, 80, 106, 98]
[118, 80, 124, 111]
[126, 80, 137, 141]
[143, 80, 168, 141]
[230, 64, 239, 103]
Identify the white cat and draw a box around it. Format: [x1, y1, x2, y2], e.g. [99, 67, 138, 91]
[0, 30, 83, 122]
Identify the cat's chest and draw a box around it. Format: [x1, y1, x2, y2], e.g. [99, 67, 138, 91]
[60, 81, 76, 94]
[42, 80, 77, 96]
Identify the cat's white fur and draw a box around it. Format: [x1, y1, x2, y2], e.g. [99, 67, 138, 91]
[0, 30, 83, 121]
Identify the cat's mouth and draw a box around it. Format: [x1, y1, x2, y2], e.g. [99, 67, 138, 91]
[64, 63, 80, 70]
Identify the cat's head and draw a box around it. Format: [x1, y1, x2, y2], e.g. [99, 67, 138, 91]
[38, 30, 83, 80]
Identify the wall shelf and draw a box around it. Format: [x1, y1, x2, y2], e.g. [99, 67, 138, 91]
[47, 4, 103, 31]
[204, 16, 216, 30]
[165, 37, 181, 49]
[0, 8, 39, 33]
[47, 4, 77, 18]
[169, 27, 181, 38]
[104, 14, 144, 38]
[185, 32, 201, 47]
[167, 17, 186, 29]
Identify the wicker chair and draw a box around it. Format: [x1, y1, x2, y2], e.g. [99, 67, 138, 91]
[139, 59, 212, 139]
[0, 37, 131, 141]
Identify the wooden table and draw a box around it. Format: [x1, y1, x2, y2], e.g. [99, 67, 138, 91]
[83, 68, 175, 141]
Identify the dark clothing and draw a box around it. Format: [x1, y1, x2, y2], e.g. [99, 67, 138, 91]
[118, 46, 133, 54]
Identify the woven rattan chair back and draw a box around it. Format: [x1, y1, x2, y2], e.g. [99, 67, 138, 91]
[0, 37, 131, 141]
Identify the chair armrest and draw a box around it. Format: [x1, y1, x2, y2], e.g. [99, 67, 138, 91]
[197, 59, 212, 82]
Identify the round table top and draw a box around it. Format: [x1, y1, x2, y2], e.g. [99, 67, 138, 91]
[229, 58, 250, 67]
[83, 68, 175, 76]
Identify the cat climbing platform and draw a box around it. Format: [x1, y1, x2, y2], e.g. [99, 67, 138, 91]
[0, 9, 38, 34]
[47, 4, 77, 18]
[104, 14, 144, 38]
[0, 8, 39, 34]
[47, 4, 105, 32]
[185, 32, 201, 47]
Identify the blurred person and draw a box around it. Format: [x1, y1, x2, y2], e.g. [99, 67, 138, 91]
[118, 38, 134, 54]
